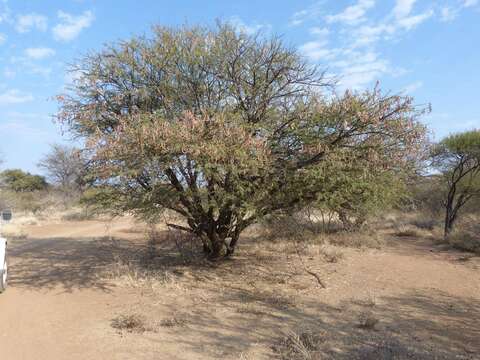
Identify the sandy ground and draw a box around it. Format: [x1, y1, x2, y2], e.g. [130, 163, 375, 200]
[0, 217, 479, 359]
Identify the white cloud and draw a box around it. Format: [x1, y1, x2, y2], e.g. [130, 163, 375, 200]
[289, 1, 325, 26]
[0, 115, 50, 139]
[0, 89, 34, 105]
[52, 10, 94, 42]
[15, 13, 48, 33]
[440, 7, 459, 22]
[228, 16, 271, 35]
[299, 40, 335, 61]
[397, 10, 434, 30]
[3, 68, 15, 79]
[463, 0, 478, 8]
[334, 51, 391, 90]
[392, 0, 417, 19]
[0, 1, 12, 25]
[24, 47, 56, 60]
[352, 24, 395, 47]
[0, 33, 5, 45]
[326, 0, 375, 25]
[402, 80, 423, 93]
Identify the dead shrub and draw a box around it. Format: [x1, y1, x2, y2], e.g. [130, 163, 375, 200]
[272, 329, 324, 360]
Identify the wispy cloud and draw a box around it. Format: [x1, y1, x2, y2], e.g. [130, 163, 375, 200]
[289, 1, 325, 26]
[0, 89, 34, 105]
[15, 13, 48, 33]
[24, 47, 55, 60]
[228, 16, 271, 35]
[463, 0, 478, 8]
[296, 0, 437, 89]
[326, 0, 375, 25]
[0, 117, 50, 139]
[402, 80, 423, 93]
[52, 10, 94, 42]
[440, 7, 459, 22]
[392, 0, 417, 19]
[397, 10, 434, 30]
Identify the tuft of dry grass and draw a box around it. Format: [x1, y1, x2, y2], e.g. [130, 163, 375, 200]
[158, 315, 187, 327]
[272, 329, 324, 360]
[318, 244, 344, 263]
[394, 225, 419, 237]
[357, 311, 379, 330]
[111, 314, 147, 333]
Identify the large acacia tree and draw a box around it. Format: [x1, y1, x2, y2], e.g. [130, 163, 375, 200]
[58, 24, 427, 258]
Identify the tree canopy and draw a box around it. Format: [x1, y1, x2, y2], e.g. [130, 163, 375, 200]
[58, 24, 428, 258]
[432, 129, 480, 237]
[0, 169, 48, 193]
[38, 144, 86, 192]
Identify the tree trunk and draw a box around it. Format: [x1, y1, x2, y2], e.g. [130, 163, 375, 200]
[443, 202, 457, 239]
[200, 232, 225, 259]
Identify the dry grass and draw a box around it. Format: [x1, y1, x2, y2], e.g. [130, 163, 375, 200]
[272, 329, 325, 360]
[357, 311, 380, 330]
[394, 225, 420, 237]
[448, 218, 480, 254]
[111, 313, 147, 333]
[158, 315, 187, 327]
[327, 230, 385, 249]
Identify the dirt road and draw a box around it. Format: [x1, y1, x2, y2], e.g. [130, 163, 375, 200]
[0, 218, 479, 359]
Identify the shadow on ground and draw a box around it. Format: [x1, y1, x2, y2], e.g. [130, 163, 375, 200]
[7, 229, 480, 359]
[8, 235, 141, 292]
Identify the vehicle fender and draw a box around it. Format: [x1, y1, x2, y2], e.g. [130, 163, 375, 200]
[0, 237, 6, 264]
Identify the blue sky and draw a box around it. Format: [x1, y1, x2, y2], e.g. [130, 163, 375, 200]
[0, 0, 479, 173]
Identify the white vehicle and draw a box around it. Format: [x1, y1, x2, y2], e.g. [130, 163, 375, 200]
[0, 209, 12, 293]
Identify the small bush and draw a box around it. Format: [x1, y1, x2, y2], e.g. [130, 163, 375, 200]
[411, 217, 437, 231]
[61, 208, 94, 221]
[448, 220, 480, 253]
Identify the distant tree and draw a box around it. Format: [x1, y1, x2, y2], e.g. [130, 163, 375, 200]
[432, 130, 480, 238]
[0, 169, 48, 192]
[57, 24, 428, 258]
[38, 144, 86, 193]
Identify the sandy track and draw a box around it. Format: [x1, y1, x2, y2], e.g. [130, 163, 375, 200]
[0, 219, 479, 359]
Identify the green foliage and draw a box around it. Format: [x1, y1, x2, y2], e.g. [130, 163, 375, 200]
[0, 169, 48, 192]
[58, 24, 428, 257]
[432, 130, 480, 237]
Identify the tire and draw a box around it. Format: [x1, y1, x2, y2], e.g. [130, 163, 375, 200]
[0, 250, 7, 293]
